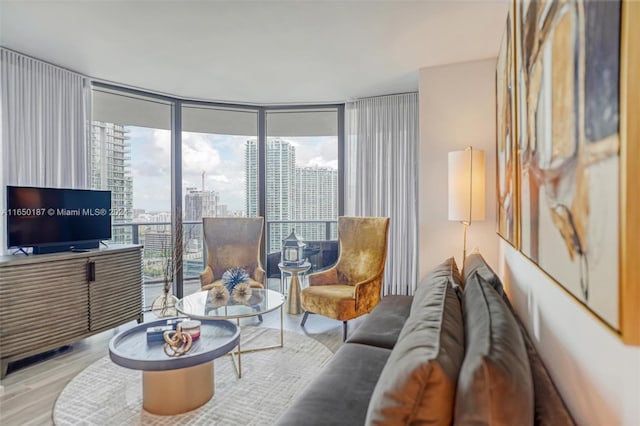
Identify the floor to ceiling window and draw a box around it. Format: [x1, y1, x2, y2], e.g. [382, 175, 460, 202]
[91, 87, 173, 308]
[91, 83, 342, 303]
[181, 104, 258, 296]
[265, 108, 340, 280]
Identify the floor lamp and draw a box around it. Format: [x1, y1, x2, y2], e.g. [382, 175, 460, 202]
[448, 147, 486, 264]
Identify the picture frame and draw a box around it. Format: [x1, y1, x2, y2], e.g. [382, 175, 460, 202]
[498, 0, 639, 344]
[495, 1, 518, 248]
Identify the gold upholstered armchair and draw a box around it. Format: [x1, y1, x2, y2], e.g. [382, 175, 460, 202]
[300, 216, 390, 341]
[200, 217, 266, 291]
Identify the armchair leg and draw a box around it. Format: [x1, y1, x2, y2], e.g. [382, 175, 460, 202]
[301, 311, 310, 327]
[343, 321, 348, 342]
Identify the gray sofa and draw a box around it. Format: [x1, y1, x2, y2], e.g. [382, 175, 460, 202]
[277, 254, 574, 425]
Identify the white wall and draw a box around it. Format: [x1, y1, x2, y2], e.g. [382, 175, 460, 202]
[501, 241, 640, 425]
[418, 57, 640, 425]
[418, 58, 498, 278]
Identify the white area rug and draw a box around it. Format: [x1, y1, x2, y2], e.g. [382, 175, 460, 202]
[54, 327, 332, 425]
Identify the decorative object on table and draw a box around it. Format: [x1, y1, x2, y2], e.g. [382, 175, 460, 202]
[281, 229, 306, 266]
[222, 267, 250, 292]
[167, 318, 186, 330]
[232, 282, 252, 304]
[146, 325, 174, 344]
[163, 324, 193, 357]
[448, 147, 486, 263]
[180, 320, 201, 341]
[200, 217, 266, 291]
[503, 0, 639, 344]
[209, 284, 230, 307]
[152, 210, 187, 318]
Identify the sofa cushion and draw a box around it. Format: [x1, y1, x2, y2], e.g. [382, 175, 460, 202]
[412, 257, 463, 314]
[365, 275, 465, 425]
[455, 272, 533, 425]
[463, 253, 503, 295]
[496, 296, 576, 426]
[516, 316, 576, 425]
[347, 295, 413, 349]
[276, 343, 391, 426]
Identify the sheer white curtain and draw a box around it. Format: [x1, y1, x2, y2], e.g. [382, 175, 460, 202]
[0, 48, 90, 253]
[345, 93, 419, 295]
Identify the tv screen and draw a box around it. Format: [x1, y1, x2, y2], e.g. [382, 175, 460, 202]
[6, 186, 112, 249]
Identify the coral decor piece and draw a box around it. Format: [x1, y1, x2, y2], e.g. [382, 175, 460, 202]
[222, 267, 250, 292]
[232, 282, 252, 304]
[210, 284, 230, 307]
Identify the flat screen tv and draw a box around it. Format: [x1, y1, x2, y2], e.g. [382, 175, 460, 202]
[6, 186, 112, 254]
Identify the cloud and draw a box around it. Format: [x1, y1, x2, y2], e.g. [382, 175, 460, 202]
[305, 156, 338, 169]
[181, 132, 251, 211]
[182, 132, 222, 177]
[130, 128, 171, 177]
[126, 129, 336, 212]
[276, 136, 338, 169]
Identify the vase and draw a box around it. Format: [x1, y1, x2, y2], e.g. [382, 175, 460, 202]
[151, 293, 179, 318]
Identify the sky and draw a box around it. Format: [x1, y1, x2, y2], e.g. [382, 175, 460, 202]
[128, 127, 338, 212]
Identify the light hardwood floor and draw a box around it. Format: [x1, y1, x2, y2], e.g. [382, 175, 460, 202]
[0, 291, 364, 426]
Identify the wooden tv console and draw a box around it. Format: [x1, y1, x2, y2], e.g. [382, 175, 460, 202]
[0, 244, 143, 378]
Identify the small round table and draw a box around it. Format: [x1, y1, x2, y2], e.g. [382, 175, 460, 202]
[278, 261, 311, 314]
[109, 318, 239, 415]
[176, 288, 285, 378]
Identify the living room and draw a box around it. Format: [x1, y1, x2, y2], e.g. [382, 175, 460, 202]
[1, 1, 639, 425]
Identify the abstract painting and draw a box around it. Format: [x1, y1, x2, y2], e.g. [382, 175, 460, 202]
[515, 0, 621, 329]
[496, 2, 517, 247]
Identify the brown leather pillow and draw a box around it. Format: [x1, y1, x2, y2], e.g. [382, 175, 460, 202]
[455, 272, 533, 425]
[365, 275, 465, 425]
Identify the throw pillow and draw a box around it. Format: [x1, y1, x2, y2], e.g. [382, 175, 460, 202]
[411, 257, 463, 314]
[463, 253, 504, 295]
[365, 275, 465, 425]
[454, 272, 534, 425]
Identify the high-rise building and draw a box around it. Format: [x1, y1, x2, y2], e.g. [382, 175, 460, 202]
[245, 138, 337, 253]
[91, 121, 133, 243]
[184, 187, 220, 221]
[246, 139, 297, 252]
[217, 204, 229, 217]
[143, 230, 172, 252]
[245, 140, 259, 218]
[295, 167, 338, 241]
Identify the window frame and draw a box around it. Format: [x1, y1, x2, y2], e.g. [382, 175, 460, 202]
[91, 82, 344, 298]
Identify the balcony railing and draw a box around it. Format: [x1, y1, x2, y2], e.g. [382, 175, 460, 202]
[112, 219, 338, 286]
[113, 219, 337, 311]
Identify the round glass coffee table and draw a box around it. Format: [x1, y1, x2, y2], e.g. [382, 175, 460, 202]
[109, 318, 239, 415]
[176, 288, 285, 378]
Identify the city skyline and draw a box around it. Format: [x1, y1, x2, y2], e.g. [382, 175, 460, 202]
[127, 126, 338, 212]
[246, 139, 338, 252]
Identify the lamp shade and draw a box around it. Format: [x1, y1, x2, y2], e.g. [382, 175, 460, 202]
[448, 148, 486, 222]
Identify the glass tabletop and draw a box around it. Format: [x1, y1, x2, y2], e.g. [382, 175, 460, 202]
[176, 288, 285, 320]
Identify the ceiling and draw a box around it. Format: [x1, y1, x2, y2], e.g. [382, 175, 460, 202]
[0, 1, 508, 104]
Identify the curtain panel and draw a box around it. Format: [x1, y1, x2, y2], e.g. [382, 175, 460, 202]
[0, 48, 90, 253]
[345, 93, 419, 295]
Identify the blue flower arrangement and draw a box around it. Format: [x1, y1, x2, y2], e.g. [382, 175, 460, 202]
[221, 267, 250, 292]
